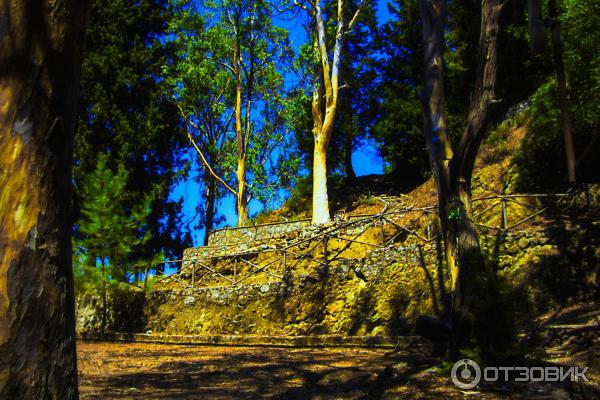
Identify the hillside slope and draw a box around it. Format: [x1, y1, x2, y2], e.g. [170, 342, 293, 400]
[122, 120, 600, 342]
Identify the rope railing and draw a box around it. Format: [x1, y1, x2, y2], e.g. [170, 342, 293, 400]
[146, 190, 588, 291]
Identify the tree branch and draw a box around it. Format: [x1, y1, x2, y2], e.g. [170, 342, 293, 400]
[176, 103, 237, 196]
[346, 0, 365, 33]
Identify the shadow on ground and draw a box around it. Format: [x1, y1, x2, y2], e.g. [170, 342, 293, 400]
[77, 342, 462, 399]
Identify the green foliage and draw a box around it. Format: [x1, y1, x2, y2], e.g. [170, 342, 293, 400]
[447, 208, 462, 221]
[166, 0, 301, 222]
[368, 0, 542, 189]
[75, 154, 151, 297]
[514, 0, 600, 190]
[514, 82, 563, 190]
[368, 0, 434, 185]
[74, 0, 191, 262]
[356, 193, 380, 207]
[280, 176, 313, 219]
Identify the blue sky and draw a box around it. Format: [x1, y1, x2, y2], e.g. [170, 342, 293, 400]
[170, 0, 393, 245]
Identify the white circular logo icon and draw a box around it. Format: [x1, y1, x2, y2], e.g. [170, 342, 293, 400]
[451, 359, 481, 389]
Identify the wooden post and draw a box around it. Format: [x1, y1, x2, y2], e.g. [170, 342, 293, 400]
[323, 237, 328, 265]
[234, 258, 237, 285]
[501, 199, 508, 230]
[380, 217, 385, 245]
[192, 263, 196, 290]
[282, 251, 287, 278]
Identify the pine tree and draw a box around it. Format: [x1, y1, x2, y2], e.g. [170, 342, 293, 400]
[369, 0, 429, 186]
[75, 154, 151, 334]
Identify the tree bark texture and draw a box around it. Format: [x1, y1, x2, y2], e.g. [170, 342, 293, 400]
[0, 0, 88, 398]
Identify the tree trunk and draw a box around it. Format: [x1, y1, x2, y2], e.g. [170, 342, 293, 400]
[420, 0, 503, 354]
[420, 0, 455, 283]
[203, 175, 216, 246]
[234, 42, 249, 227]
[312, 135, 331, 224]
[310, 0, 345, 225]
[236, 154, 249, 226]
[311, 65, 336, 224]
[548, 0, 576, 184]
[0, 0, 88, 398]
[101, 258, 107, 336]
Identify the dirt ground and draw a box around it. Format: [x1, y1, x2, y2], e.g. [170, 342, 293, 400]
[77, 341, 534, 399]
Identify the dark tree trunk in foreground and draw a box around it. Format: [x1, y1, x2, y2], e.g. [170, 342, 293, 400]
[420, 0, 503, 353]
[0, 0, 88, 398]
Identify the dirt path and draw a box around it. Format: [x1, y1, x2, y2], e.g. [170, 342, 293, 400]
[77, 341, 471, 399]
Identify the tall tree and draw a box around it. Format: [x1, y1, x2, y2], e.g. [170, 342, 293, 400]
[75, 155, 151, 334]
[167, 0, 232, 242]
[171, 0, 297, 227]
[303, 0, 366, 224]
[74, 0, 190, 264]
[526, 0, 575, 183]
[419, 0, 504, 351]
[516, 0, 600, 188]
[0, 0, 88, 397]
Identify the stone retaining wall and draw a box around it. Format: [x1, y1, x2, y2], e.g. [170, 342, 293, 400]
[144, 221, 600, 338]
[208, 220, 310, 246]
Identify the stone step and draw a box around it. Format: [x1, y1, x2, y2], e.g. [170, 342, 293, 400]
[79, 332, 431, 350]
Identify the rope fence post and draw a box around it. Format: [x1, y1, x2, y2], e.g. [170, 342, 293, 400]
[501, 199, 508, 230]
[234, 258, 237, 285]
[191, 262, 195, 290]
